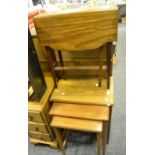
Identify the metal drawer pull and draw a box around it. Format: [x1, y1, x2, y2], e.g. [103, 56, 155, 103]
[35, 127, 39, 132]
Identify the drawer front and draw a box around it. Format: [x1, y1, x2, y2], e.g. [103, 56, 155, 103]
[28, 111, 43, 123]
[29, 131, 51, 142]
[28, 122, 48, 134]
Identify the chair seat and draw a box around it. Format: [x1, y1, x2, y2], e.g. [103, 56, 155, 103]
[50, 77, 113, 106]
[49, 102, 109, 121]
[51, 116, 103, 133]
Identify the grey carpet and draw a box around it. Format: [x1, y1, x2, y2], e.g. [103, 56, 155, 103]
[28, 23, 126, 155]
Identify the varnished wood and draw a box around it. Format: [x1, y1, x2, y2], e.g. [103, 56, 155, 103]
[32, 7, 116, 150]
[28, 111, 43, 123]
[107, 106, 113, 144]
[51, 116, 103, 133]
[32, 37, 47, 61]
[49, 102, 109, 121]
[29, 131, 51, 142]
[41, 108, 55, 140]
[98, 45, 104, 87]
[33, 8, 117, 87]
[54, 128, 66, 155]
[45, 47, 58, 88]
[97, 133, 101, 155]
[50, 48, 57, 63]
[31, 36, 109, 74]
[51, 116, 105, 155]
[50, 77, 114, 105]
[28, 73, 56, 144]
[28, 73, 54, 111]
[34, 6, 118, 51]
[108, 42, 113, 76]
[107, 42, 113, 88]
[55, 65, 107, 71]
[28, 122, 48, 134]
[58, 50, 66, 79]
[62, 130, 70, 147]
[102, 122, 108, 155]
[31, 21, 116, 74]
[30, 138, 58, 149]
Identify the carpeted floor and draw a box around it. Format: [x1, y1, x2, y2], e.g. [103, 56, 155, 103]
[28, 23, 126, 155]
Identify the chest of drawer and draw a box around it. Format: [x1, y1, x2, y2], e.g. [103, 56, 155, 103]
[29, 131, 51, 142]
[28, 122, 48, 134]
[28, 111, 43, 123]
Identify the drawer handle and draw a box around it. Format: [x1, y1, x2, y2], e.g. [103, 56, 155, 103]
[40, 137, 44, 141]
[35, 127, 39, 132]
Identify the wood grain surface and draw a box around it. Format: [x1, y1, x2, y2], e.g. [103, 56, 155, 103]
[29, 131, 51, 142]
[50, 77, 114, 105]
[49, 102, 109, 121]
[34, 6, 118, 51]
[28, 122, 48, 133]
[51, 116, 103, 133]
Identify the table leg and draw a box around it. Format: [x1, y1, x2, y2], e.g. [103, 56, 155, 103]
[97, 133, 101, 155]
[107, 106, 112, 144]
[54, 128, 66, 155]
[102, 122, 108, 155]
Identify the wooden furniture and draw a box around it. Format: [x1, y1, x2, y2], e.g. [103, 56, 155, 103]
[31, 35, 50, 72]
[50, 77, 113, 105]
[50, 102, 109, 121]
[49, 101, 110, 154]
[48, 77, 113, 153]
[33, 5, 118, 88]
[30, 29, 116, 73]
[33, 4, 117, 152]
[34, 6, 118, 51]
[50, 76, 114, 145]
[28, 72, 57, 148]
[51, 116, 108, 155]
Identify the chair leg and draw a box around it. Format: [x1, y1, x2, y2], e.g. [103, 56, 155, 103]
[102, 122, 108, 155]
[97, 133, 101, 155]
[107, 106, 112, 144]
[54, 128, 66, 155]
